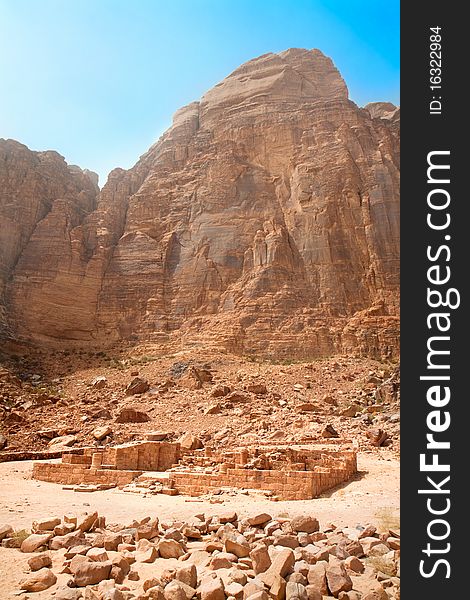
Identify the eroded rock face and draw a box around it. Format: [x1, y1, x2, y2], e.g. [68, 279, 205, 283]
[0, 48, 399, 359]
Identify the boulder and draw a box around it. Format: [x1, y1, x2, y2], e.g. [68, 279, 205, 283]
[72, 558, 112, 586]
[159, 539, 185, 559]
[19, 567, 57, 592]
[199, 575, 225, 600]
[179, 433, 203, 451]
[286, 582, 308, 600]
[0, 524, 13, 541]
[307, 563, 328, 596]
[125, 377, 150, 395]
[247, 513, 272, 527]
[21, 532, 53, 553]
[164, 580, 196, 600]
[27, 552, 52, 571]
[290, 516, 319, 534]
[325, 557, 352, 597]
[32, 516, 61, 532]
[115, 407, 150, 423]
[93, 425, 113, 440]
[225, 533, 251, 558]
[250, 543, 272, 574]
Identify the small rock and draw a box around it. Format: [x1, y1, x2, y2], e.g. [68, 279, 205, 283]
[19, 567, 57, 592]
[28, 552, 52, 571]
[164, 580, 196, 600]
[199, 575, 225, 600]
[125, 377, 150, 395]
[147, 586, 165, 599]
[367, 543, 390, 557]
[90, 376, 107, 389]
[93, 425, 113, 441]
[366, 428, 390, 447]
[307, 563, 328, 596]
[250, 544, 271, 574]
[209, 553, 237, 570]
[50, 530, 85, 550]
[247, 513, 272, 527]
[76, 511, 98, 532]
[358, 525, 376, 540]
[72, 558, 112, 586]
[273, 534, 299, 549]
[136, 545, 158, 563]
[179, 433, 203, 451]
[103, 532, 123, 551]
[321, 424, 339, 438]
[21, 532, 53, 553]
[286, 582, 308, 600]
[204, 404, 222, 415]
[0, 524, 13, 541]
[48, 434, 77, 448]
[225, 533, 250, 558]
[305, 585, 322, 600]
[246, 383, 267, 395]
[158, 539, 185, 559]
[211, 385, 231, 398]
[175, 564, 197, 588]
[32, 516, 61, 532]
[54, 522, 76, 536]
[290, 516, 319, 534]
[217, 511, 238, 524]
[326, 557, 352, 597]
[246, 591, 268, 600]
[344, 556, 364, 573]
[224, 582, 244, 600]
[361, 582, 389, 600]
[86, 547, 109, 561]
[115, 407, 150, 423]
[55, 586, 84, 600]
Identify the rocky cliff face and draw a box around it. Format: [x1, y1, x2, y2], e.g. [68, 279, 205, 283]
[0, 49, 399, 359]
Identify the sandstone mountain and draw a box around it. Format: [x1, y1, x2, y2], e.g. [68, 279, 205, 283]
[0, 49, 399, 359]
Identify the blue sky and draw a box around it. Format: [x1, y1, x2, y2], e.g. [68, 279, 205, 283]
[0, 0, 399, 185]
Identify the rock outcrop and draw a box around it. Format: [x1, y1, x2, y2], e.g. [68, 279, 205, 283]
[0, 48, 399, 359]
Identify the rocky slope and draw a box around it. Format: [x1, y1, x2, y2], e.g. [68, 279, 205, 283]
[0, 49, 399, 359]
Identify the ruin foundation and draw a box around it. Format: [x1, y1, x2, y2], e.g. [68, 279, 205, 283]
[32, 440, 357, 501]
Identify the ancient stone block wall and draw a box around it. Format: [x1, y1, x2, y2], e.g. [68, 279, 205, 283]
[31, 462, 140, 487]
[31, 442, 356, 500]
[171, 450, 357, 500]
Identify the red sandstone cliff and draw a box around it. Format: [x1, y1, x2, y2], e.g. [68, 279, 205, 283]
[0, 49, 399, 359]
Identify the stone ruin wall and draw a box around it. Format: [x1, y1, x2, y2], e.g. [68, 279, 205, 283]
[32, 441, 357, 501]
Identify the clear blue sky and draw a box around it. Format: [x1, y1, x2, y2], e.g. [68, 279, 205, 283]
[0, 0, 399, 185]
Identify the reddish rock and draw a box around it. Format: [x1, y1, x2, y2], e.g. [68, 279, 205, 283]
[27, 552, 52, 571]
[21, 533, 53, 553]
[71, 558, 112, 586]
[250, 544, 272, 574]
[19, 567, 57, 592]
[290, 516, 319, 534]
[325, 557, 353, 597]
[125, 377, 150, 396]
[115, 407, 150, 423]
